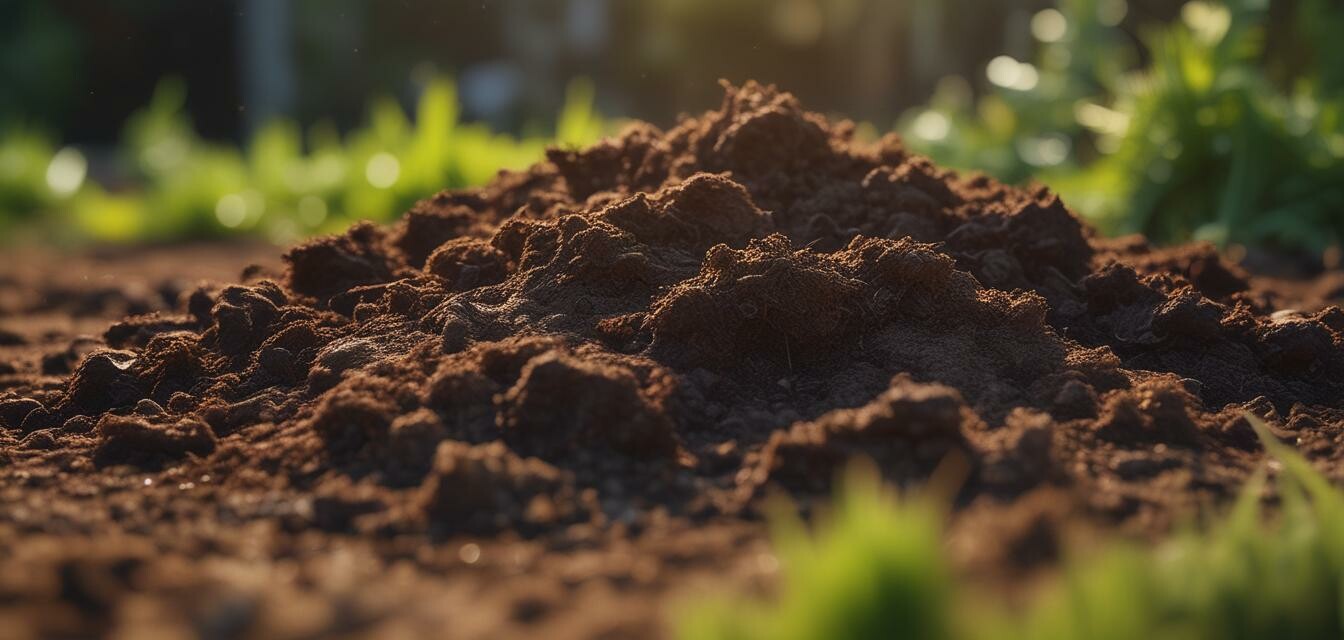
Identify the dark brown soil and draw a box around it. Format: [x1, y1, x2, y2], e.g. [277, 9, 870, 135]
[3, 83, 1344, 639]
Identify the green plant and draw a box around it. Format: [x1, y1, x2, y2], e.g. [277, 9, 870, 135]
[0, 127, 63, 234]
[681, 417, 1344, 640]
[0, 76, 606, 244]
[901, 0, 1344, 255]
[681, 463, 954, 640]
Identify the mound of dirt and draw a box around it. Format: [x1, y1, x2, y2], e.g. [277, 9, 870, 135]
[3, 82, 1343, 638]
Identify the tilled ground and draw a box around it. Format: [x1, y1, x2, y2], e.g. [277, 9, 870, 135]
[3, 83, 1344, 639]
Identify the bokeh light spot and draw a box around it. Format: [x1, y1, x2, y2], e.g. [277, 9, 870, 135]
[986, 56, 1038, 91]
[215, 194, 248, 228]
[1098, 0, 1129, 26]
[911, 111, 951, 142]
[365, 152, 401, 189]
[1031, 9, 1068, 43]
[46, 147, 88, 198]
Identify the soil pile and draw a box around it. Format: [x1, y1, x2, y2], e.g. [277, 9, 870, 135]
[3, 82, 1343, 638]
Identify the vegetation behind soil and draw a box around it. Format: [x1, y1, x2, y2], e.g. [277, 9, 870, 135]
[4, 0, 1341, 256]
[4, 80, 1343, 638]
[901, 0, 1344, 256]
[1, 2, 1342, 638]
[0, 77, 604, 245]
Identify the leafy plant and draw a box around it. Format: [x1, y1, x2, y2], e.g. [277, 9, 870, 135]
[0, 76, 606, 244]
[901, 0, 1344, 255]
[681, 417, 1344, 640]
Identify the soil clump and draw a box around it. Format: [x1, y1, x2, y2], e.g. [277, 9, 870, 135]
[3, 83, 1343, 638]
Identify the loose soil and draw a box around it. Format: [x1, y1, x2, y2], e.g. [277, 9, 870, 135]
[3, 83, 1343, 639]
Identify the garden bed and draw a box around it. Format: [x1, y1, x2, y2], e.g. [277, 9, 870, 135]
[2, 83, 1342, 639]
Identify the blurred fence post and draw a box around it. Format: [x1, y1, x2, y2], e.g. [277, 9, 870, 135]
[239, 0, 296, 136]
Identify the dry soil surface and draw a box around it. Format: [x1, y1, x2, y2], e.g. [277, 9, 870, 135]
[3, 83, 1344, 639]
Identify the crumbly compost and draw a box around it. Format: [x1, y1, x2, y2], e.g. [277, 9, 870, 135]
[2, 83, 1343, 639]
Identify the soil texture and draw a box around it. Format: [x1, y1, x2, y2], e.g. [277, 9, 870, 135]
[3, 83, 1344, 639]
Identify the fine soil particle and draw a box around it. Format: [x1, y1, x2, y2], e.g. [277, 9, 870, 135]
[3, 82, 1343, 638]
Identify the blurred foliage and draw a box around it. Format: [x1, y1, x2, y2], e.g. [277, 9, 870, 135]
[901, 0, 1344, 255]
[6, 0, 1341, 253]
[682, 417, 1344, 640]
[0, 129, 65, 235]
[680, 463, 954, 640]
[0, 2, 80, 127]
[0, 77, 603, 244]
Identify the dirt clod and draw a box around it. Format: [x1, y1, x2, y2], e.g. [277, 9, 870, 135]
[2, 82, 1342, 638]
[94, 415, 217, 468]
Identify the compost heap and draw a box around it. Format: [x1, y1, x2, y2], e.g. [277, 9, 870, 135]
[3, 82, 1344, 638]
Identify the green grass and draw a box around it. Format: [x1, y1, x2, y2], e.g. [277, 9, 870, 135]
[680, 417, 1344, 640]
[0, 76, 605, 245]
[679, 463, 955, 640]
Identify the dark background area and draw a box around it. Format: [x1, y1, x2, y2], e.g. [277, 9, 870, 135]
[1, 0, 1189, 143]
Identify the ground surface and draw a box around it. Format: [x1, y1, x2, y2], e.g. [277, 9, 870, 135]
[3, 83, 1344, 639]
